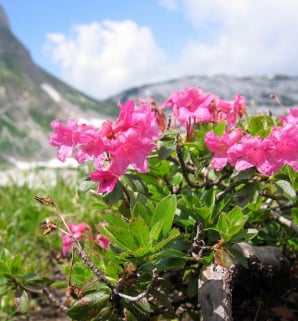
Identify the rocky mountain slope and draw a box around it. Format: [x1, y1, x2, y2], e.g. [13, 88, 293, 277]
[109, 74, 298, 116]
[0, 6, 117, 166]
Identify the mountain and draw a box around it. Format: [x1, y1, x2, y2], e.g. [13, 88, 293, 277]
[0, 5, 117, 167]
[109, 74, 298, 116]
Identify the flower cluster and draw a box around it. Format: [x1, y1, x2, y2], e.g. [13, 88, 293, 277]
[163, 87, 246, 129]
[205, 108, 298, 176]
[61, 220, 110, 256]
[50, 100, 161, 193]
[50, 87, 298, 185]
[61, 220, 89, 256]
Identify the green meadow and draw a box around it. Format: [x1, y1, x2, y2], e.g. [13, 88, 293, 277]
[0, 169, 100, 320]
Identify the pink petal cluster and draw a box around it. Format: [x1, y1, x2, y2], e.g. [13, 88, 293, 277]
[61, 220, 88, 256]
[49, 100, 161, 193]
[96, 234, 111, 249]
[163, 87, 246, 128]
[205, 108, 298, 176]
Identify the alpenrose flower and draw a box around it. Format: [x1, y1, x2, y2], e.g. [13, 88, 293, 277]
[61, 220, 89, 256]
[204, 128, 243, 170]
[49, 99, 161, 193]
[163, 87, 246, 129]
[205, 108, 298, 176]
[96, 234, 111, 249]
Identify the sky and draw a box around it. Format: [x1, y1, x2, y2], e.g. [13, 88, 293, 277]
[2, 0, 298, 99]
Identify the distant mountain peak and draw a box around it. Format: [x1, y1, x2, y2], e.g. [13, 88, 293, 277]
[0, 6, 116, 166]
[0, 5, 10, 30]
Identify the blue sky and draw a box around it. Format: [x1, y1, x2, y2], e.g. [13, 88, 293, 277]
[2, 0, 298, 99]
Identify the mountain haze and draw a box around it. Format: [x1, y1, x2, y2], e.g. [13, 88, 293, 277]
[0, 5, 117, 166]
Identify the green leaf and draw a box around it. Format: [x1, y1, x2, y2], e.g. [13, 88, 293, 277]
[151, 228, 180, 252]
[227, 247, 248, 268]
[215, 207, 247, 242]
[131, 195, 153, 224]
[213, 121, 227, 136]
[157, 133, 177, 160]
[22, 272, 43, 283]
[247, 115, 274, 137]
[151, 195, 177, 238]
[99, 214, 137, 250]
[129, 217, 149, 248]
[287, 239, 298, 251]
[124, 298, 151, 321]
[103, 181, 123, 205]
[275, 179, 296, 201]
[14, 288, 30, 313]
[122, 174, 148, 194]
[23, 283, 43, 294]
[152, 249, 188, 271]
[149, 220, 164, 244]
[78, 179, 97, 194]
[201, 188, 216, 210]
[229, 228, 258, 243]
[68, 291, 111, 321]
[193, 207, 212, 221]
[236, 182, 258, 208]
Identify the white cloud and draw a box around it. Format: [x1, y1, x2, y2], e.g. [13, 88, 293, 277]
[45, 20, 167, 99]
[44, 1, 298, 99]
[157, 0, 180, 11]
[174, 0, 298, 76]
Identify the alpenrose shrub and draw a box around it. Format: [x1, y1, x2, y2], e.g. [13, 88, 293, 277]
[45, 87, 298, 320]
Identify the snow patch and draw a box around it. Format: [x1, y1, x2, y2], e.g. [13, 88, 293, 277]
[41, 83, 61, 103]
[8, 157, 79, 170]
[0, 158, 80, 187]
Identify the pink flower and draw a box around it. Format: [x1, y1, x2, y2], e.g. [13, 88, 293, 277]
[49, 119, 78, 162]
[75, 125, 104, 162]
[112, 100, 160, 140]
[205, 128, 243, 170]
[49, 119, 104, 164]
[109, 129, 155, 175]
[264, 124, 298, 172]
[279, 108, 298, 126]
[61, 221, 88, 256]
[163, 87, 214, 126]
[90, 169, 119, 194]
[228, 135, 267, 173]
[96, 234, 111, 249]
[211, 94, 246, 129]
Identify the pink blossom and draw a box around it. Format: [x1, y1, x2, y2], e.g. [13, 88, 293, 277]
[108, 129, 155, 175]
[279, 108, 298, 126]
[61, 221, 88, 256]
[96, 234, 111, 249]
[49, 99, 161, 194]
[49, 119, 78, 162]
[112, 100, 160, 140]
[163, 88, 246, 131]
[163, 87, 214, 126]
[49, 119, 104, 164]
[212, 94, 246, 128]
[90, 169, 119, 194]
[265, 124, 298, 172]
[227, 135, 266, 172]
[204, 128, 243, 170]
